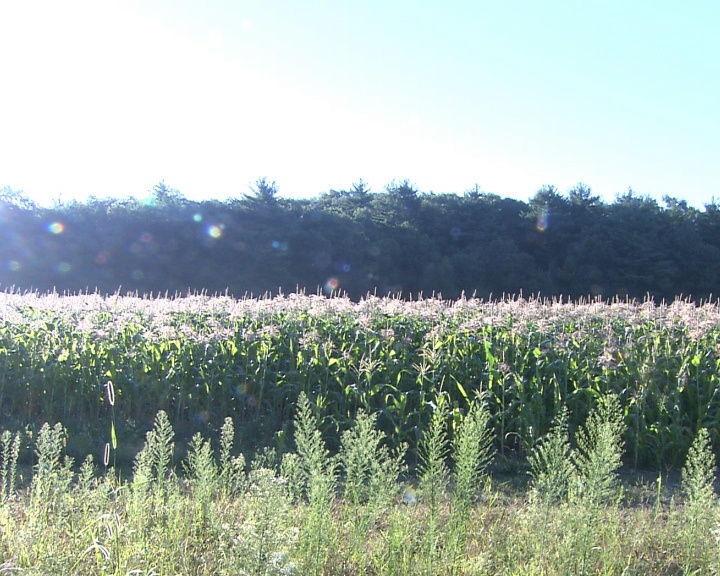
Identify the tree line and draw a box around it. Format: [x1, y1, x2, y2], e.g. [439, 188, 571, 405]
[1, 180, 718, 301]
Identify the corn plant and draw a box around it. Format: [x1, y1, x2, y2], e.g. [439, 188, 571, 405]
[3, 291, 720, 472]
[0, 430, 21, 504]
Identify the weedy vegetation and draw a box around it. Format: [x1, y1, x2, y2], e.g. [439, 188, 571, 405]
[1, 291, 720, 573]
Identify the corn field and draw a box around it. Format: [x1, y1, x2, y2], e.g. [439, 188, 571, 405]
[1, 291, 720, 468]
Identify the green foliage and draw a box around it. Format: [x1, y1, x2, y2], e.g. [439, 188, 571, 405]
[183, 432, 218, 523]
[3, 181, 719, 301]
[418, 397, 450, 573]
[2, 277, 720, 573]
[446, 398, 495, 571]
[131, 409, 177, 529]
[418, 398, 450, 509]
[280, 451, 305, 504]
[293, 392, 338, 575]
[0, 430, 21, 503]
[185, 434, 216, 484]
[228, 468, 297, 576]
[339, 409, 406, 507]
[293, 393, 336, 497]
[340, 409, 379, 506]
[32, 423, 74, 515]
[151, 180, 185, 207]
[680, 427, 718, 571]
[0, 185, 37, 210]
[528, 407, 574, 503]
[5, 292, 720, 474]
[75, 454, 95, 494]
[246, 176, 279, 203]
[1, 408, 720, 574]
[339, 409, 407, 567]
[153, 412, 175, 478]
[571, 394, 625, 507]
[682, 427, 716, 506]
[219, 416, 246, 496]
[523, 395, 628, 575]
[451, 398, 494, 507]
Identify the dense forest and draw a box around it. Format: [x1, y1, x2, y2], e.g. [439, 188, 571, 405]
[1, 180, 719, 301]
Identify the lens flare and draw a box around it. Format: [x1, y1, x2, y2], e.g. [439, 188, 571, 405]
[56, 262, 71, 273]
[334, 260, 351, 272]
[193, 213, 203, 222]
[105, 380, 115, 407]
[324, 277, 341, 294]
[132, 269, 144, 280]
[48, 222, 64, 234]
[536, 207, 549, 232]
[271, 240, 288, 251]
[208, 225, 223, 238]
[8, 260, 21, 271]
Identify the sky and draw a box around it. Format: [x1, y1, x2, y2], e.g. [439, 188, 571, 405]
[1, 0, 718, 208]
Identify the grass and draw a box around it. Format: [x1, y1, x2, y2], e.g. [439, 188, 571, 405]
[1, 396, 719, 575]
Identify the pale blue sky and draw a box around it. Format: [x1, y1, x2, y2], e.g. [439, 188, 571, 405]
[1, 0, 718, 207]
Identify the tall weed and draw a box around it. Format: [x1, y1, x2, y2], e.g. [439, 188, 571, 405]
[31, 423, 74, 520]
[528, 407, 573, 504]
[418, 395, 450, 574]
[571, 393, 625, 507]
[219, 415, 246, 496]
[183, 432, 219, 528]
[129, 409, 178, 539]
[223, 468, 298, 576]
[339, 409, 406, 568]
[569, 394, 625, 575]
[680, 427, 717, 571]
[293, 392, 337, 575]
[446, 398, 494, 571]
